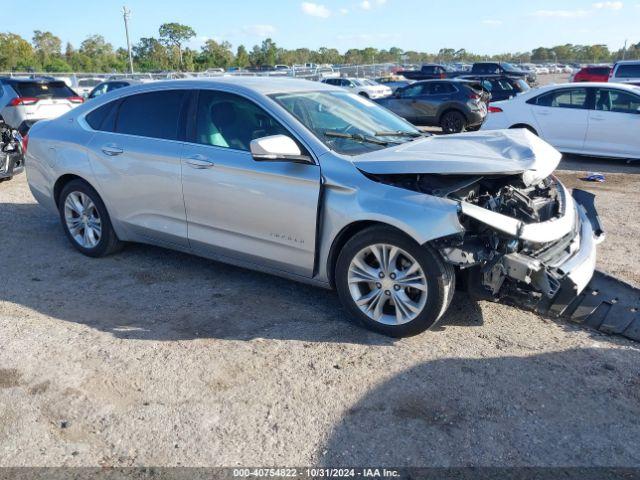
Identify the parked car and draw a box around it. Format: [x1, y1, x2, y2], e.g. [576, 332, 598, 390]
[396, 64, 459, 81]
[0, 77, 84, 135]
[321, 77, 392, 99]
[457, 75, 530, 102]
[471, 62, 537, 84]
[481, 82, 640, 159]
[73, 77, 105, 98]
[571, 65, 611, 83]
[24, 77, 603, 337]
[374, 76, 414, 94]
[375, 79, 488, 133]
[609, 60, 640, 86]
[87, 80, 142, 100]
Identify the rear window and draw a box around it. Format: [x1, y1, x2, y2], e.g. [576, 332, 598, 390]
[615, 64, 640, 78]
[115, 90, 187, 141]
[12, 81, 75, 99]
[587, 67, 611, 76]
[421, 66, 436, 73]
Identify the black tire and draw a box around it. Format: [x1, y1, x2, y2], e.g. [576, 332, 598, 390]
[57, 179, 123, 257]
[440, 110, 466, 134]
[335, 226, 455, 337]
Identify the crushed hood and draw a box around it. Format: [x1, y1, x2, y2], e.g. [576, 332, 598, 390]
[353, 129, 562, 186]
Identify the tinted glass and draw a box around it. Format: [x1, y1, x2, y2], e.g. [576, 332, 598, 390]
[116, 90, 186, 140]
[106, 82, 130, 92]
[427, 83, 456, 94]
[402, 83, 425, 97]
[13, 81, 75, 99]
[595, 89, 640, 113]
[194, 90, 290, 151]
[421, 66, 436, 74]
[89, 83, 109, 98]
[534, 88, 587, 109]
[587, 67, 611, 76]
[615, 65, 640, 78]
[86, 101, 117, 131]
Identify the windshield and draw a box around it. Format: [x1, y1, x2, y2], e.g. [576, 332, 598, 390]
[12, 81, 76, 99]
[271, 90, 421, 156]
[502, 63, 521, 72]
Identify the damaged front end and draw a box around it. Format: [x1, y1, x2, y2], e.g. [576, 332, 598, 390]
[366, 171, 605, 315]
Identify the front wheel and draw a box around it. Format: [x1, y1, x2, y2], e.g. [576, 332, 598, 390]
[335, 227, 455, 337]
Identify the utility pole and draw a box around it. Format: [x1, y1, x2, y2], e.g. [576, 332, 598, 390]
[622, 39, 628, 60]
[122, 6, 134, 75]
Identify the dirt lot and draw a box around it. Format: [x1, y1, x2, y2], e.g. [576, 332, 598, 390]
[1, 155, 639, 468]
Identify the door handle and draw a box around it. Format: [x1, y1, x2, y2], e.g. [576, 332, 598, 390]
[101, 144, 124, 156]
[185, 154, 215, 169]
[537, 110, 551, 116]
[590, 115, 605, 121]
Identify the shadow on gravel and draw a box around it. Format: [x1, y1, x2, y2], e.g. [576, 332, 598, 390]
[320, 347, 640, 467]
[1, 203, 485, 345]
[559, 154, 640, 175]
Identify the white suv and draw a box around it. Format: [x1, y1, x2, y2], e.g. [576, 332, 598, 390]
[0, 77, 84, 134]
[610, 60, 640, 86]
[322, 77, 392, 99]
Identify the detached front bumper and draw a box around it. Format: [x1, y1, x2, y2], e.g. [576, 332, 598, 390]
[0, 151, 24, 180]
[497, 190, 604, 314]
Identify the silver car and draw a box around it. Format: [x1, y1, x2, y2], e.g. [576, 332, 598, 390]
[24, 78, 604, 337]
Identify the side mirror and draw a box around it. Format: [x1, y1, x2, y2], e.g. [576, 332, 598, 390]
[250, 135, 313, 164]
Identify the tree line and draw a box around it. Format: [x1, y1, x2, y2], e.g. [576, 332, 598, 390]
[0, 23, 638, 73]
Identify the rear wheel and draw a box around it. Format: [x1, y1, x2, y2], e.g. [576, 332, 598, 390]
[58, 179, 122, 257]
[440, 110, 466, 134]
[335, 226, 455, 337]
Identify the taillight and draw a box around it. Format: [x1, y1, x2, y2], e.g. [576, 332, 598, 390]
[439, 73, 446, 79]
[68, 96, 84, 104]
[488, 106, 503, 113]
[21, 134, 28, 154]
[9, 97, 39, 107]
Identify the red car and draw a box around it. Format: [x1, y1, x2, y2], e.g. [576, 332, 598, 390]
[571, 65, 611, 82]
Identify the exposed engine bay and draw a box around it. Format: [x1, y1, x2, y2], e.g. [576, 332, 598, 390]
[365, 171, 603, 312]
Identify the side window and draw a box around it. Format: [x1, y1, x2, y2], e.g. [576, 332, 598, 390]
[107, 82, 128, 93]
[402, 84, 425, 98]
[194, 90, 292, 152]
[496, 80, 514, 91]
[89, 83, 109, 98]
[115, 90, 187, 140]
[532, 88, 587, 109]
[595, 89, 640, 113]
[85, 101, 118, 131]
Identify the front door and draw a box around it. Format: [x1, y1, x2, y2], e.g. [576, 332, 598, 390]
[180, 90, 321, 277]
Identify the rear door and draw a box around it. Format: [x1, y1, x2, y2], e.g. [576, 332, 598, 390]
[529, 87, 590, 151]
[180, 89, 321, 276]
[383, 83, 428, 123]
[85, 89, 189, 247]
[585, 88, 640, 157]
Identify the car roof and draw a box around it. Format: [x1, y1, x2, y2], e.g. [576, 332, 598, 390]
[614, 60, 640, 65]
[89, 77, 340, 100]
[0, 76, 66, 84]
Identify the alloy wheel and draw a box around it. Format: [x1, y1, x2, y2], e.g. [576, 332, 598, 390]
[63, 191, 102, 249]
[347, 243, 428, 325]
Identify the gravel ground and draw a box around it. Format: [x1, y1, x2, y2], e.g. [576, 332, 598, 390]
[1, 152, 640, 468]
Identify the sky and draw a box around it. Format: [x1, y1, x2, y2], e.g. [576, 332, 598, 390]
[19, 0, 640, 54]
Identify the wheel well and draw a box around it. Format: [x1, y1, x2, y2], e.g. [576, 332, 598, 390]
[358, 91, 369, 98]
[326, 221, 406, 288]
[53, 174, 84, 208]
[509, 124, 538, 135]
[439, 108, 467, 124]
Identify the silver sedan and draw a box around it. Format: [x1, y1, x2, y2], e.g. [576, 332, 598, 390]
[24, 77, 603, 337]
